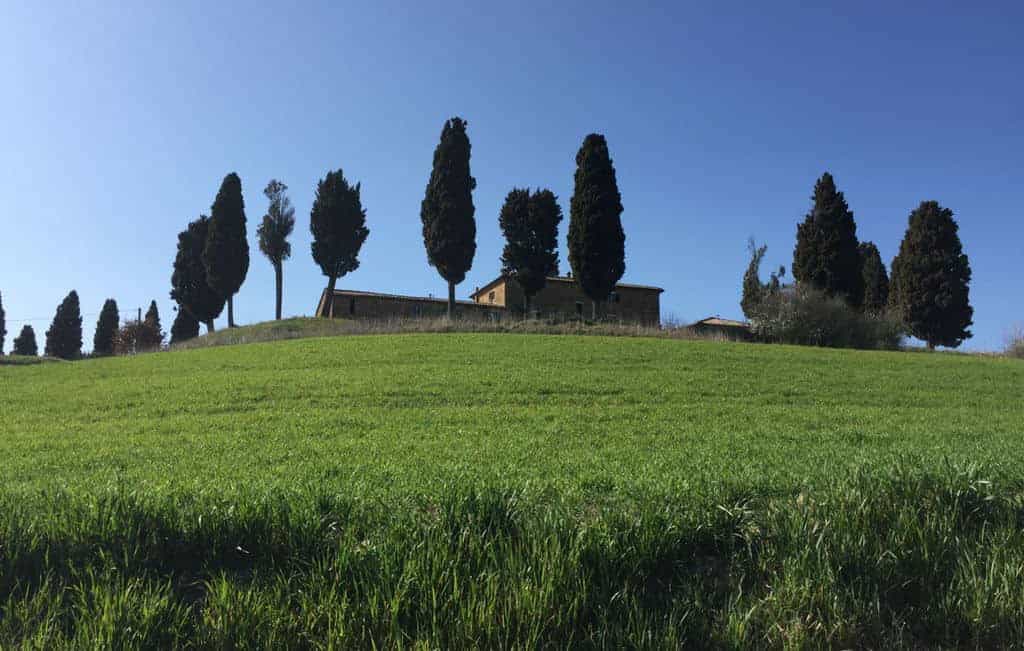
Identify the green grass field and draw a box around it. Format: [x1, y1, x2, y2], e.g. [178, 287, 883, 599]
[2, 333, 1023, 648]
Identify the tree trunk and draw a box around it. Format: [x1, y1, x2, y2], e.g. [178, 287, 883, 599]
[275, 263, 283, 321]
[325, 275, 337, 318]
[447, 281, 455, 320]
[205, 320, 215, 333]
[227, 295, 235, 328]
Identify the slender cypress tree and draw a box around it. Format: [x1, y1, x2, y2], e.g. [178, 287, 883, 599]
[12, 325, 37, 356]
[0, 290, 5, 355]
[741, 239, 769, 319]
[421, 117, 477, 317]
[499, 188, 562, 313]
[45, 290, 83, 360]
[858, 241, 890, 314]
[258, 180, 295, 320]
[310, 170, 369, 317]
[568, 133, 625, 318]
[792, 172, 863, 306]
[203, 172, 249, 328]
[144, 300, 164, 346]
[171, 216, 226, 332]
[169, 308, 200, 345]
[93, 299, 120, 356]
[889, 201, 973, 349]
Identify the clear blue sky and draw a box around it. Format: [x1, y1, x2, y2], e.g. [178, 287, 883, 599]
[2, 2, 1021, 352]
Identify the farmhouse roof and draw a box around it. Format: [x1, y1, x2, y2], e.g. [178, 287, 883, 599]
[469, 275, 664, 299]
[690, 316, 749, 328]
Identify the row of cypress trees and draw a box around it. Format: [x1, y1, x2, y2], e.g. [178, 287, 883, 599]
[746, 172, 973, 349]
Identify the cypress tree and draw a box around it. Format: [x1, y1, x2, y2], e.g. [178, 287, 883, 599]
[0, 290, 5, 355]
[310, 169, 369, 317]
[144, 300, 164, 346]
[792, 172, 863, 306]
[12, 325, 37, 356]
[889, 201, 973, 349]
[258, 179, 295, 320]
[171, 216, 226, 332]
[45, 290, 83, 360]
[499, 188, 562, 313]
[858, 241, 890, 314]
[568, 133, 625, 318]
[421, 117, 477, 318]
[93, 299, 120, 356]
[169, 308, 200, 345]
[203, 172, 249, 328]
[741, 240, 769, 319]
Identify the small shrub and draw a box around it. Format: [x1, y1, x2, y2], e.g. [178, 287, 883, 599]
[749, 285, 903, 350]
[113, 320, 164, 355]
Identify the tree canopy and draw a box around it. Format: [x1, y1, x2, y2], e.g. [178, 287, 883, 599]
[12, 325, 37, 356]
[310, 169, 369, 316]
[171, 215, 226, 332]
[169, 308, 200, 345]
[568, 133, 625, 309]
[499, 188, 562, 311]
[45, 290, 83, 360]
[889, 201, 973, 348]
[93, 299, 120, 356]
[792, 173, 863, 306]
[203, 172, 249, 327]
[421, 117, 476, 316]
[258, 179, 296, 320]
[858, 241, 890, 314]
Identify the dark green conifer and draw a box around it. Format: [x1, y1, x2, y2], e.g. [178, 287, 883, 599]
[568, 134, 625, 318]
[0, 290, 5, 355]
[310, 170, 369, 317]
[499, 188, 562, 313]
[889, 201, 973, 349]
[12, 325, 37, 356]
[171, 216, 226, 332]
[858, 242, 890, 314]
[203, 173, 249, 327]
[93, 299, 120, 356]
[792, 172, 863, 306]
[45, 290, 83, 360]
[421, 117, 476, 317]
[169, 308, 200, 345]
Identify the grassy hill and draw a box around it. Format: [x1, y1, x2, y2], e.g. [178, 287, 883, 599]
[1, 333, 1023, 647]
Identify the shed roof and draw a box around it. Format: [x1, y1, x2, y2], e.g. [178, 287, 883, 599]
[690, 316, 749, 328]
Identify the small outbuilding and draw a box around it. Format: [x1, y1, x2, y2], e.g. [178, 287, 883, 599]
[689, 316, 753, 340]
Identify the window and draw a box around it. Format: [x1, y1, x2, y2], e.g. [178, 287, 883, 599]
[575, 301, 583, 316]
[349, 298, 356, 316]
[488, 291, 495, 304]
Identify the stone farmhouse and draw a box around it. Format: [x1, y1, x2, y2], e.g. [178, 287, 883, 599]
[315, 274, 663, 325]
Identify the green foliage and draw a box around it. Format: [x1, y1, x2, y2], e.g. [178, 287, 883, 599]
[859, 241, 890, 313]
[421, 117, 476, 314]
[499, 188, 562, 309]
[144, 300, 162, 336]
[890, 201, 973, 349]
[258, 180, 296, 320]
[113, 319, 164, 355]
[1, 335, 1023, 646]
[310, 169, 370, 313]
[792, 172, 864, 306]
[169, 308, 200, 346]
[750, 285, 904, 349]
[568, 134, 625, 304]
[171, 216, 226, 332]
[12, 325, 37, 356]
[92, 299, 120, 356]
[44, 290, 83, 360]
[0, 290, 5, 354]
[203, 173, 249, 327]
[740, 238, 785, 319]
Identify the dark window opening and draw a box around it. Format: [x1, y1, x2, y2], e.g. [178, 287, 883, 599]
[488, 291, 495, 304]
[349, 298, 356, 315]
[575, 301, 584, 316]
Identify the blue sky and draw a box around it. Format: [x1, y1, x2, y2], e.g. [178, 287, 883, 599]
[2, 1, 1021, 352]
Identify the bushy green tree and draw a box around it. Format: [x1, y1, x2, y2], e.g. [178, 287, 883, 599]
[203, 173, 249, 328]
[421, 117, 476, 317]
[171, 216, 226, 332]
[792, 172, 863, 306]
[859, 241, 889, 314]
[258, 179, 295, 320]
[12, 325, 37, 356]
[45, 290, 83, 360]
[889, 201, 973, 349]
[169, 308, 200, 345]
[310, 169, 369, 318]
[568, 133, 625, 318]
[93, 299, 120, 356]
[499, 188, 562, 313]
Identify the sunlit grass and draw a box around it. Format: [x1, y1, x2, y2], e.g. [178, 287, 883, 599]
[1, 334, 1022, 647]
